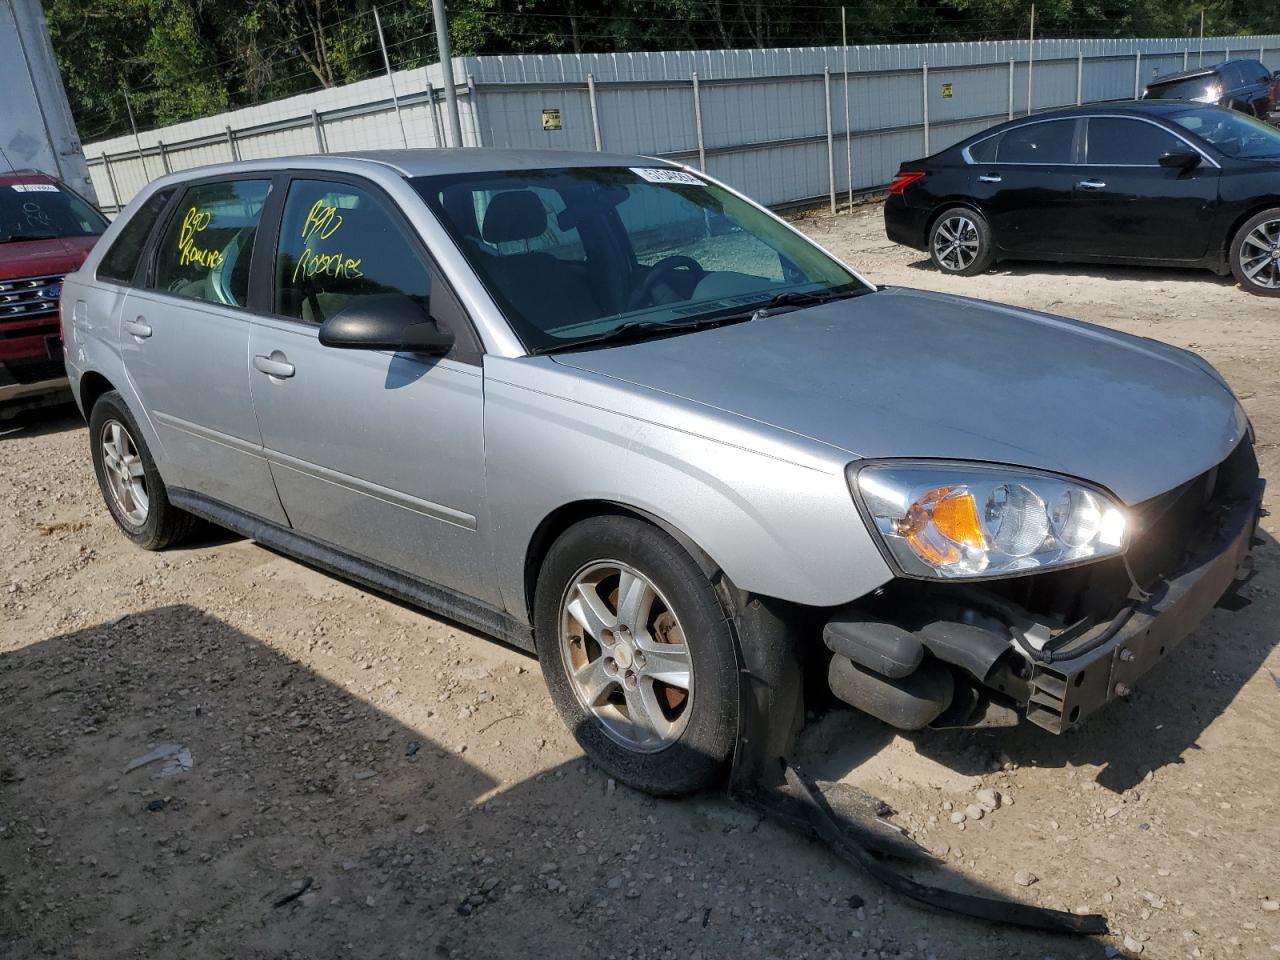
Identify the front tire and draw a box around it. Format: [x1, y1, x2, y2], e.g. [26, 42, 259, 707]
[928, 206, 995, 276]
[1230, 208, 1280, 296]
[533, 516, 738, 796]
[89, 390, 197, 550]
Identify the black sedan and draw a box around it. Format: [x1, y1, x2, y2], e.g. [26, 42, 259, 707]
[884, 102, 1280, 295]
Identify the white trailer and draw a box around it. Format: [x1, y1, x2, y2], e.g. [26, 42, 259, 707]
[0, 0, 97, 203]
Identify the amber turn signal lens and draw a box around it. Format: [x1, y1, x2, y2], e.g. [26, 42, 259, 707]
[895, 487, 987, 566]
[932, 490, 987, 550]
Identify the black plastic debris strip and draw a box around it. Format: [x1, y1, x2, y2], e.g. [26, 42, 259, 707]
[745, 765, 1109, 937]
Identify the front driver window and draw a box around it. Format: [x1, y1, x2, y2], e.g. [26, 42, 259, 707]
[151, 180, 270, 307]
[1086, 118, 1186, 165]
[274, 179, 430, 326]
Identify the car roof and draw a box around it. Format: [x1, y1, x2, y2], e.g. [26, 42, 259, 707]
[334, 148, 667, 176]
[1147, 59, 1260, 85]
[137, 148, 672, 188]
[1035, 100, 1220, 119]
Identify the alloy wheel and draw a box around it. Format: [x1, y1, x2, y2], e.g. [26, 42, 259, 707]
[559, 560, 693, 753]
[100, 419, 149, 526]
[1239, 218, 1280, 290]
[934, 215, 981, 271]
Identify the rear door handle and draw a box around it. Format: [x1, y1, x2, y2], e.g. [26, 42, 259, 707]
[978, 174, 1003, 183]
[253, 353, 295, 379]
[1077, 179, 1107, 190]
[123, 317, 152, 339]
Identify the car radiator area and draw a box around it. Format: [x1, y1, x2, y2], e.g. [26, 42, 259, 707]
[822, 438, 1263, 734]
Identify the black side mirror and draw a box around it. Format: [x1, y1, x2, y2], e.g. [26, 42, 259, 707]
[319, 293, 454, 356]
[1158, 150, 1202, 172]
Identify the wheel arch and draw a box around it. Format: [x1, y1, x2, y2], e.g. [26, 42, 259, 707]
[523, 499, 721, 626]
[1223, 202, 1280, 258]
[77, 370, 116, 419]
[926, 199, 990, 238]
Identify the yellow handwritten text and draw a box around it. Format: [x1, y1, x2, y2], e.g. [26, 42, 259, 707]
[302, 199, 344, 241]
[177, 207, 225, 270]
[292, 247, 364, 283]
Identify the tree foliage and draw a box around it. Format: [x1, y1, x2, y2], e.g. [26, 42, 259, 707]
[44, 0, 1277, 141]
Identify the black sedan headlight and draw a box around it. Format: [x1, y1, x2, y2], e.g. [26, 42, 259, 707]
[851, 462, 1128, 580]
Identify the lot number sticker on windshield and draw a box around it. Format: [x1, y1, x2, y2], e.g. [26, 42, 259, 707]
[630, 167, 704, 185]
[11, 184, 59, 192]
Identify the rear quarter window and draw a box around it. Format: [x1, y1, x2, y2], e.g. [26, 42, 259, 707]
[966, 134, 1000, 163]
[97, 189, 175, 285]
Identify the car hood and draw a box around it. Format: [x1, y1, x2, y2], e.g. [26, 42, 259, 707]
[0, 235, 97, 281]
[550, 287, 1247, 505]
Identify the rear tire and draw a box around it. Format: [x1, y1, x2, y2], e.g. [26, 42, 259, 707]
[533, 515, 738, 796]
[928, 206, 995, 276]
[1229, 208, 1280, 296]
[89, 390, 198, 550]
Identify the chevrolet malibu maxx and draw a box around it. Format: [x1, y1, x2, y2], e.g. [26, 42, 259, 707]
[63, 151, 1262, 795]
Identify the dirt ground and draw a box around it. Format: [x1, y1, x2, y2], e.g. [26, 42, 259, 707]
[3, 203, 1280, 960]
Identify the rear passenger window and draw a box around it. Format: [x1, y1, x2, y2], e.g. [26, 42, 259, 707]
[151, 180, 270, 307]
[997, 120, 1077, 164]
[273, 179, 430, 325]
[1086, 118, 1187, 165]
[97, 188, 174, 284]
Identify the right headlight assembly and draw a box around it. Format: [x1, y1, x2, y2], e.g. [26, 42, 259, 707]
[850, 461, 1128, 580]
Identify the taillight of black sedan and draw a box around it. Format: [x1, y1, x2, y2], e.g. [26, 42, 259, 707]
[882, 100, 1280, 296]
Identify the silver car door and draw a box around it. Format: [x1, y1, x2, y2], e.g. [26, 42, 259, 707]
[119, 177, 288, 525]
[247, 176, 497, 605]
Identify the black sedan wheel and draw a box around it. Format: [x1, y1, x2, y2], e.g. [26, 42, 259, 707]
[928, 207, 994, 276]
[1231, 208, 1280, 296]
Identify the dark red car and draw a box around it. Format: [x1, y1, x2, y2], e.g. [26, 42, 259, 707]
[1, 171, 108, 416]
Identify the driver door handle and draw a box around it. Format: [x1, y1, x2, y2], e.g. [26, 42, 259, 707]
[253, 353, 295, 379]
[1077, 179, 1107, 190]
[978, 174, 1003, 183]
[123, 317, 152, 339]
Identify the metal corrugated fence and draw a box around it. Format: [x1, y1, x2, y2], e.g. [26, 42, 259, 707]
[85, 35, 1280, 214]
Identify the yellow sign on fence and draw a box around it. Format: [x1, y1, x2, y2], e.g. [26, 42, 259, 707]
[542, 108, 562, 131]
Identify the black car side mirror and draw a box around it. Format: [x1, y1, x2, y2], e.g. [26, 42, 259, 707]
[1158, 150, 1202, 173]
[319, 293, 454, 356]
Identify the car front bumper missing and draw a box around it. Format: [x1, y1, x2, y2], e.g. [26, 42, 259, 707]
[1025, 477, 1262, 732]
[824, 447, 1264, 735]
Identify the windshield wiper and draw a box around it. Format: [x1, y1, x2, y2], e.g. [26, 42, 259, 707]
[530, 314, 753, 355]
[746, 286, 872, 317]
[0, 234, 57, 244]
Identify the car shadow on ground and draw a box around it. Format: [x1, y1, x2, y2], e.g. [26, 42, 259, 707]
[1, 605, 1109, 959]
[904, 256, 1239, 290]
[807, 530, 1280, 795]
[0, 401, 82, 440]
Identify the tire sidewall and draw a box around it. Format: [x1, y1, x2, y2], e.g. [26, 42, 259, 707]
[89, 391, 171, 548]
[929, 206, 994, 277]
[1230, 208, 1280, 297]
[533, 516, 738, 796]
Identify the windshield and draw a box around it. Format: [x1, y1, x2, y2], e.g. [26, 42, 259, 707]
[413, 166, 868, 352]
[1144, 75, 1219, 102]
[1169, 107, 1280, 159]
[0, 180, 108, 243]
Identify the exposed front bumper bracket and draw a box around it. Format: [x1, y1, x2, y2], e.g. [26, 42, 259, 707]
[1026, 483, 1262, 733]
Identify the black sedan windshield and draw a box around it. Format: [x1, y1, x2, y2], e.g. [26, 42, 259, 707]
[413, 167, 867, 351]
[1170, 107, 1280, 159]
[0, 181, 108, 243]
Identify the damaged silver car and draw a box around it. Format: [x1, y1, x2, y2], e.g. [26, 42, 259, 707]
[63, 150, 1262, 799]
